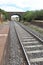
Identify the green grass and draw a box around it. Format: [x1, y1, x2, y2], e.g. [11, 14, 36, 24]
[21, 21, 43, 35]
[29, 25, 43, 34]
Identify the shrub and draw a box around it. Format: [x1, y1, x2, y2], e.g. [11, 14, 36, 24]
[23, 10, 43, 22]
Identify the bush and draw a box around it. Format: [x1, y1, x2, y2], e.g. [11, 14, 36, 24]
[23, 10, 43, 22]
[0, 9, 9, 20]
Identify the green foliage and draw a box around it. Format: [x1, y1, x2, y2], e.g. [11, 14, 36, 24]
[23, 10, 43, 22]
[0, 9, 9, 20]
[34, 10, 43, 20]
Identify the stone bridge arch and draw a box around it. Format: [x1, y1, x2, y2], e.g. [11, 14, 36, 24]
[7, 12, 25, 21]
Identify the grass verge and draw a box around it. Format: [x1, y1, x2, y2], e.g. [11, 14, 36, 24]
[21, 21, 43, 35]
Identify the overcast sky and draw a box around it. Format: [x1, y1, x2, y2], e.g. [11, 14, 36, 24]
[0, 0, 43, 12]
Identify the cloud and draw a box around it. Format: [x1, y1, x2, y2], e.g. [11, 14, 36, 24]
[0, 0, 43, 11]
[0, 6, 24, 12]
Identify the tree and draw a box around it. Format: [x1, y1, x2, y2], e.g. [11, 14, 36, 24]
[0, 9, 9, 20]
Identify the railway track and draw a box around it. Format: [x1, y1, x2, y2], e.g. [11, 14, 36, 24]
[14, 22, 43, 65]
[6, 21, 28, 65]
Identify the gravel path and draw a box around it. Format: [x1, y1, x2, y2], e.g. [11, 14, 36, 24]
[7, 21, 28, 65]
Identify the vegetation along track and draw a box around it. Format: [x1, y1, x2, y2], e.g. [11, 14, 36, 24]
[14, 21, 43, 65]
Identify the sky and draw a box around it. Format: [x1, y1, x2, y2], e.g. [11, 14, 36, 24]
[0, 0, 43, 12]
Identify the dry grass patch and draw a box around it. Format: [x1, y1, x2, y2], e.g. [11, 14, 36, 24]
[21, 21, 43, 35]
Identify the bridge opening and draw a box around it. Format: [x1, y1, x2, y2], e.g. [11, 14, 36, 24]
[11, 14, 21, 21]
[7, 12, 25, 21]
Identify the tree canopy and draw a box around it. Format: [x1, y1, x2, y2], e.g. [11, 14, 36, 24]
[23, 10, 43, 22]
[0, 9, 9, 20]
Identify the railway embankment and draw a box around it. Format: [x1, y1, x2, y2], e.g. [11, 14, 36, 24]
[30, 20, 43, 28]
